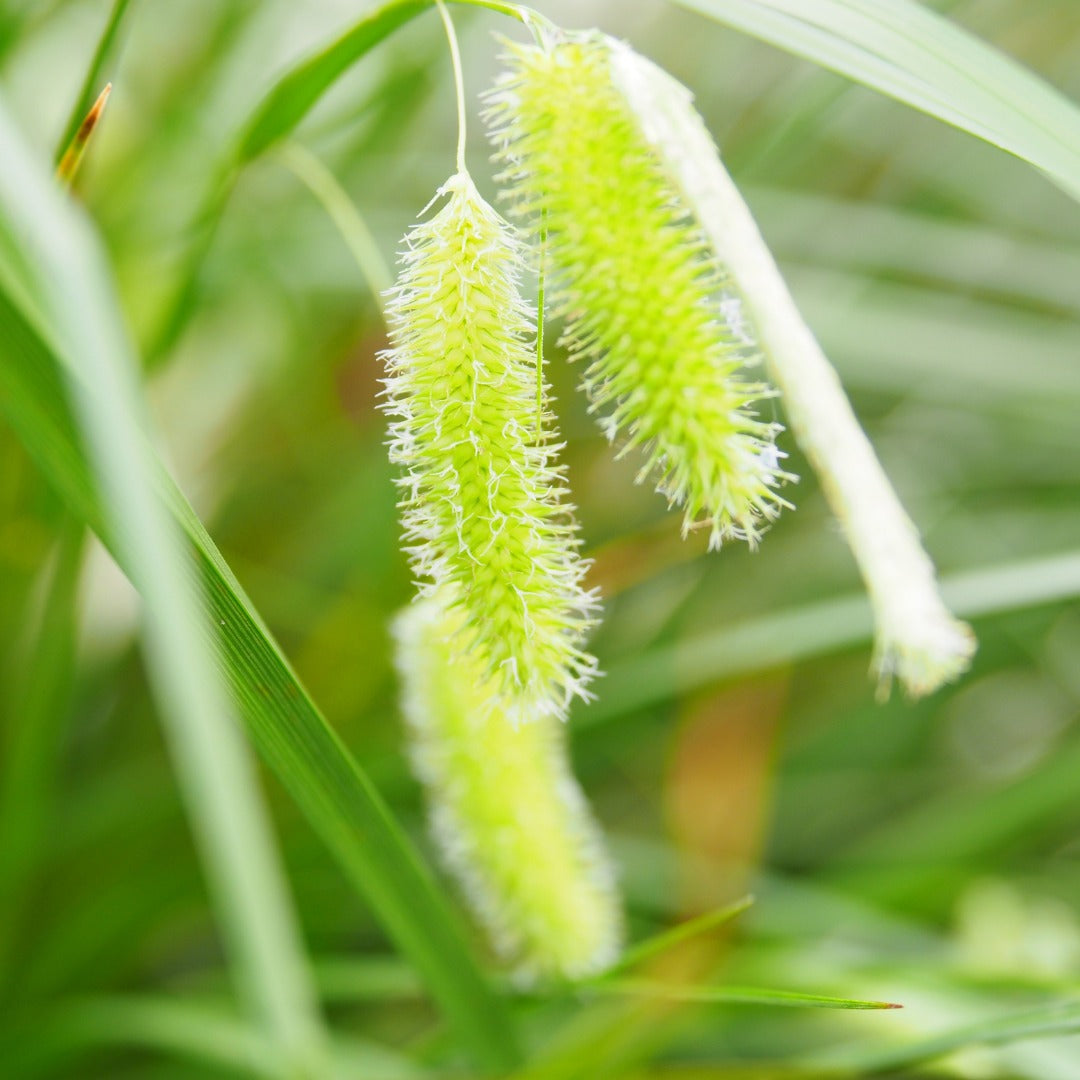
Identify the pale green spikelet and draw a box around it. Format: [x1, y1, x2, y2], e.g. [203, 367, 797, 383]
[393, 594, 623, 983]
[603, 39, 975, 698]
[485, 33, 790, 549]
[380, 172, 598, 723]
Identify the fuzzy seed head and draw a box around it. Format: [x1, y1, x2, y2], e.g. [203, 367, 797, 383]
[394, 595, 623, 983]
[380, 173, 598, 722]
[486, 34, 789, 549]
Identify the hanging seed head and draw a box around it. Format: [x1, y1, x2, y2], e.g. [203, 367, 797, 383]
[394, 594, 623, 983]
[380, 172, 598, 723]
[600, 36, 974, 698]
[485, 33, 791, 549]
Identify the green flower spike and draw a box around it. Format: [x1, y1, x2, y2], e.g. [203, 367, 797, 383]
[605, 39, 975, 698]
[394, 594, 623, 983]
[381, 171, 598, 723]
[486, 33, 791, 549]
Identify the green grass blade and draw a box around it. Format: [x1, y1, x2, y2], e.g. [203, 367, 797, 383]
[237, 0, 429, 161]
[56, 84, 112, 188]
[589, 980, 901, 1011]
[0, 122, 520, 1076]
[598, 896, 755, 978]
[0, 522, 82, 989]
[672, 0, 1080, 204]
[53, 0, 132, 164]
[0, 102, 331, 1075]
[589, 550, 1080, 722]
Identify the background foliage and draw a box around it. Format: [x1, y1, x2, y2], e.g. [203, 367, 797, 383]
[2, 0, 1080, 1076]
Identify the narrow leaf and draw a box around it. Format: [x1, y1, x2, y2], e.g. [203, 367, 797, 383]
[599, 896, 754, 978]
[56, 84, 112, 187]
[591, 979, 901, 1011]
[238, 0, 429, 161]
[0, 99, 330, 1074]
[53, 0, 132, 163]
[673, 0, 1080, 204]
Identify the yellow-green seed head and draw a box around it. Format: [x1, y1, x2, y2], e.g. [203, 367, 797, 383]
[381, 173, 598, 723]
[599, 37, 973, 698]
[486, 34, 790, 548]
[393, 595, 623, 983]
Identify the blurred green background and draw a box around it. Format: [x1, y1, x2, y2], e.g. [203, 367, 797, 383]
[2, 0, 1080, 1076]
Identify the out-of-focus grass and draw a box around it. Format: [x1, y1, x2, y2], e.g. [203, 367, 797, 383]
[2, 0, 1080, 1077]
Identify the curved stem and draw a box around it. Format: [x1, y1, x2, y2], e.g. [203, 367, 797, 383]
[449, 0, 554, 42]
[437, 0, 469, 174]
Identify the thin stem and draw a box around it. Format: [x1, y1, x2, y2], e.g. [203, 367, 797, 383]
[278, 143, 393, 313]
[436, 0, 468, 174]
[449, 0, 554, 43]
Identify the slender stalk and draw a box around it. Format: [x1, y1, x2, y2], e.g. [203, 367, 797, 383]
[277, 144, 392, 310]
[436, 0, 468, 174]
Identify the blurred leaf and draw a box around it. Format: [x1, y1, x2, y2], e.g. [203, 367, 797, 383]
[0, 97, 330, 1074]
[750, 187, 1080, 317]
[0, 523, 82, 988]
[0, 111, 519, 1073]
[588, 551, 1080, 722]
[3, 996, 423, 1080]
[674, 0, 1080, 204]
[238, 0, 429, 161]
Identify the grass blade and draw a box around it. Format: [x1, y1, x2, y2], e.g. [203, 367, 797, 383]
[0, 117, 520, 1075]
[672, 0, 1080, 204]
[53, 0, 132, 164]
[0, 523, 82, 990]
[589, 980, 902, 1011]
[0, 102, 330, 1074]
[237, 0, 429, 161]
[55, 84, 112, 188]
[599, 896, 755, 978]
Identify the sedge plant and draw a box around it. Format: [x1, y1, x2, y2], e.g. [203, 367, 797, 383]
[7, 0, 1078, 1074]
[383, 6, 976, 981]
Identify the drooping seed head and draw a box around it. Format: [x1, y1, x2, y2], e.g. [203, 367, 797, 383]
[486, 33, 790, 549]
[394, 594, 623, 983]
[380, 172, 598, 723]
[601, 36, 974, 698]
